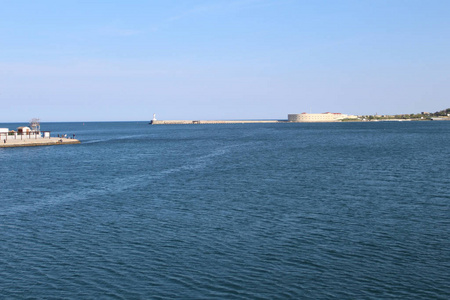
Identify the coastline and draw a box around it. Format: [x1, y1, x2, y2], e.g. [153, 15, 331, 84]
[151, 118, 450, 125]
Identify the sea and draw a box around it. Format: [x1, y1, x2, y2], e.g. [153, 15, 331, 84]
[0, 121, 449, 299]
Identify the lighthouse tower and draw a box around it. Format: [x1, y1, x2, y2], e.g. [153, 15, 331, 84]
[149, 113, 157, 124]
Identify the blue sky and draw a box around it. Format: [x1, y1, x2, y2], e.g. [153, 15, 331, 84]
[1, 0, 449, 122]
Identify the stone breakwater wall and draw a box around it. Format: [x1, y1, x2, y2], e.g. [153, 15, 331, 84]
[151, 120, 284, 125]
[0, 138, 80, 148]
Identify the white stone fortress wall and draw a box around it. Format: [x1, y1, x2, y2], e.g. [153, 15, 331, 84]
[288, 113, 349, 122]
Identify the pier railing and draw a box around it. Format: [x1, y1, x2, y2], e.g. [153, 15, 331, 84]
[0, 131, 51, 141]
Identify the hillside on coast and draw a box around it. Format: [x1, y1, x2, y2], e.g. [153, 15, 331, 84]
[358, 108, 450, 121]
[431, 108, 450, 116]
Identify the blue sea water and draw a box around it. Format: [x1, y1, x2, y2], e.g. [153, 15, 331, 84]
[0, 121, 449, 299]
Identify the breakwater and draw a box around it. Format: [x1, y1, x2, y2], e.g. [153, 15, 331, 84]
[151, 120, 285, 125]
[0, 137, 80, 148]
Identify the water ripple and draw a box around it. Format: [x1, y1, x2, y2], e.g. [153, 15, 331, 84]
[1, 122, 449, 299]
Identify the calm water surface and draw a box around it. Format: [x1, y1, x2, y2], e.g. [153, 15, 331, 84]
[0, 121, 449, 299]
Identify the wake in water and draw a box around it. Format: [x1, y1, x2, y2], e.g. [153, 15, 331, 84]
[80, 134, 150, 144]
[0, 141, 258, 216]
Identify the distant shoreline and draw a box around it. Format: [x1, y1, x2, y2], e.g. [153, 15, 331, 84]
[150, 118, 450, 125]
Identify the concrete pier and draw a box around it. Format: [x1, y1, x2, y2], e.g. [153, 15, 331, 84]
[0, 137, 80, 148]
[151, 120, 285, 125]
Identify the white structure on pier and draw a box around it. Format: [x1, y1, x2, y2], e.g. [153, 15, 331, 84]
[0, 124, 50, 141]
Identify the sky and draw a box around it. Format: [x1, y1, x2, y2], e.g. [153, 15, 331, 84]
[1, 0, 449, 122]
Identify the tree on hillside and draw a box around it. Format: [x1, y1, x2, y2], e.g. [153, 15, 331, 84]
[432, 108, 450, 116]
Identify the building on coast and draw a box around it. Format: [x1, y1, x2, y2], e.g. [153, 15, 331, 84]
[0, 119, 81, 148]
[0, 128, 9, 139]
[1, 119, 51, 141]
[1, 127, 50, 141]
[288, 112, 358, 122]
[17, 126, 31, 134]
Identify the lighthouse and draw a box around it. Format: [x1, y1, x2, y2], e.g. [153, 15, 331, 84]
[149, 113, 157, 124]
